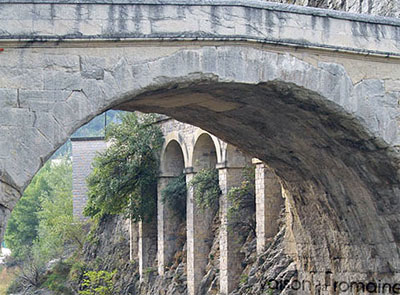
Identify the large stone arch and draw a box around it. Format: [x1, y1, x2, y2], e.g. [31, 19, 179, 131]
[1, 45, 399, 291]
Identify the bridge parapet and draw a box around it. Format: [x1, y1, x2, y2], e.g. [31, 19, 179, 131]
[0, 0, 400, 57]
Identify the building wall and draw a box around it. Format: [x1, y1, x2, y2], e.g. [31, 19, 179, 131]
[71, 138, 107, 221]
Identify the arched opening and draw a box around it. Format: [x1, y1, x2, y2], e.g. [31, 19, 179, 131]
[161, 140, 185, 177]
[187, 133, 219, 295]
[158, 140, 187, 275]
[192, 134, 218, 173]
[1, 46, 399, 294]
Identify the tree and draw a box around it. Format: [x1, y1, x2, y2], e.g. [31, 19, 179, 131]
[5, 158, 84, 293]
[32, 159, 85, 262]
[84, 113, 164, 223]
[4, 164, 52, 260]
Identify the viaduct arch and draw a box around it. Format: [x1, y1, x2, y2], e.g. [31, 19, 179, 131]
[0, 0, 400, 293]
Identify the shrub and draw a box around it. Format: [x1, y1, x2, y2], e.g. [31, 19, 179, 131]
[79, 270, 116, 295]
[68, 260, 87, 285]
[189, 168, 221, 211]
[161, 173, 187, 220]
[227, 167, 256, 236]
[240, 274, 248, 285]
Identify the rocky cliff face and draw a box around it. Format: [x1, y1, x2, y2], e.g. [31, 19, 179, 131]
[81, 215, 139, 294]
[80, 209, 293, 295]
[272, 0, 400, 17]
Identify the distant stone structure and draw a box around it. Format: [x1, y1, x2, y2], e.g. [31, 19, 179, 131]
[72, 117, 285, 295]
[71, 137, 107, 221]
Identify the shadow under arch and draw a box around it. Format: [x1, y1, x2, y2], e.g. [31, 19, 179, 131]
[160, 138, 187, 176]
[115, 80, 400, 286]
[192, 133, 218, 173]
[1, 46, 399, 287]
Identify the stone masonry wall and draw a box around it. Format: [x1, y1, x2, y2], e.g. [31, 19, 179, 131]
[274, 0, 400, 17]
[71, 138, 106, 221]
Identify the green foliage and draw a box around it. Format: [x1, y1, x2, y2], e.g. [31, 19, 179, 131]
[84, 113, 164, 222]
[189, 168, 221, 211]
[29, 159, 86, 266]
[32, 160, 86, 262]
[143, 267, 156, 275]
[5, 158, 72, 260]
[43, 261, 74, 295]
[5, 158, 87, 293]
[161, 173, 187, 220]
[240, 274, 249, 285]
[79, 270, 116, 295]
[227, 167, 256, 235]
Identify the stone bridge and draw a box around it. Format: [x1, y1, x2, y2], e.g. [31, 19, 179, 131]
[1, 0, 400, 293]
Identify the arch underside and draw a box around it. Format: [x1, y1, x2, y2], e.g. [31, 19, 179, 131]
[118, 80, 400, 282]
[0, 45, 399, 287]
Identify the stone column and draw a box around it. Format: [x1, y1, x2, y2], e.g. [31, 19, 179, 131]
[139, 219, 157, 280]
[254, 159, 283, 255]
[157, 175, 181, 275]
[129, 218, 139, 262]
[218, 164, 246, 295]
[186, 167, 215, 295]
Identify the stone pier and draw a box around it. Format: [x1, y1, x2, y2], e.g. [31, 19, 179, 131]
[254, 160, 284, 254]
[186, 169, 216, 295]
[218, 165, 247, 295]
[139, 219, 158, 280]
[129, 219, 139, 262]
[157, 175, 183, 275]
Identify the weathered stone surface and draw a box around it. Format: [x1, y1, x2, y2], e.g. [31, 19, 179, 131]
[255, 162, 284, 255]
[71, 138, 107, 221]
[274, 0, 400, 17]
[1, 1, 400, 57]
[0, 89, 17, 108]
